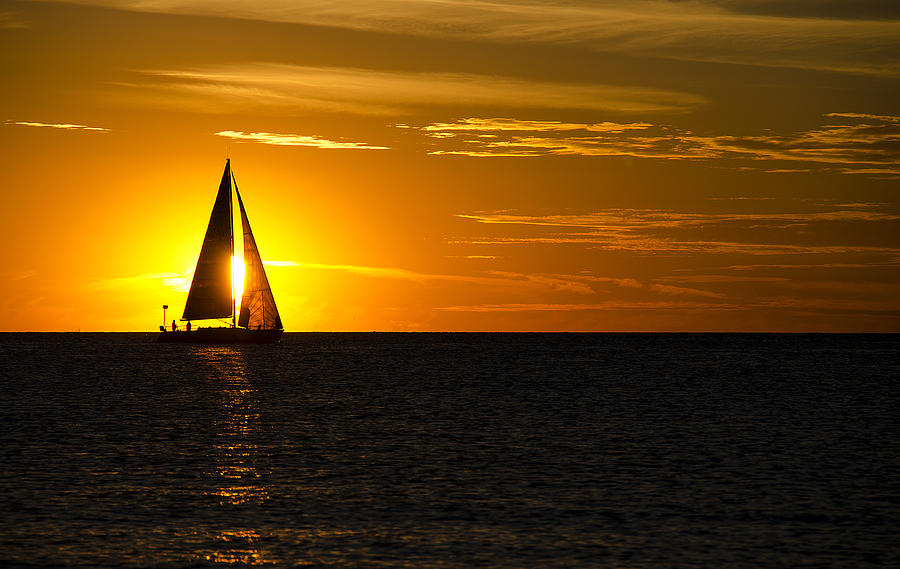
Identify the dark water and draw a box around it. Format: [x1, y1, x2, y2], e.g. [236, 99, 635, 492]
[2, 333, 898, 568]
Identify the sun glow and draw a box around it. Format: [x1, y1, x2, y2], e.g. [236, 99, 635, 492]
[232, 255, 245, 298]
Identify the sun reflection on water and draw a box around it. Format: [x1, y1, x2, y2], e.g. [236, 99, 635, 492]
[203, 529, 266, 565]
[192, 346, 271, 563]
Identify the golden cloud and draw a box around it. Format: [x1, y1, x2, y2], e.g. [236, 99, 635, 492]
[214, 130, 389, 150]
[136, 64, 705, 114]
[6, 120, 109, 132]
[422, 113, 900, 177]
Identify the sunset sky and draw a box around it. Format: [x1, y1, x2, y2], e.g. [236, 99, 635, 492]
[2, 0, 898, 331]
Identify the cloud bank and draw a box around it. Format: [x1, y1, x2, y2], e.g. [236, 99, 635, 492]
[134, 64, 703, 115]
[454, 204, 900, 257]
[57, 1, 900, 76]
[420, 114, 900, 177]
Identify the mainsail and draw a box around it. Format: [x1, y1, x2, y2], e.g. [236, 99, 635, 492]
[182, 161, 234, 321]
[236, 186, 282, 330]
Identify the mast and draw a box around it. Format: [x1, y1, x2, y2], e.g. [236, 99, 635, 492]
[228, 159, 235, 328]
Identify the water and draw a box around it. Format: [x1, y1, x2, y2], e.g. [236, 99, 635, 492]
[2, 332, 898, 568]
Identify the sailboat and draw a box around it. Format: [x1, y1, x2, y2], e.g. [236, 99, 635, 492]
[157, 159, 283, 343]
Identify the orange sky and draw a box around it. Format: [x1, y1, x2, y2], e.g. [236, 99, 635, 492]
[2, 0, 899, 331]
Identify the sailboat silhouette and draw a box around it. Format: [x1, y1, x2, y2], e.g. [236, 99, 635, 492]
[158, 160, 283, 343]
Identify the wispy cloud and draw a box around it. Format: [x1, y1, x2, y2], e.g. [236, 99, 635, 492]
[55, 1, 900, 77]
[265, 261, 720, 300]
[453, 236, 900, 256]
[504, 271, 728, 298]
[836, 168, 900, 180]
[215, 130, 388, 150]
[420, 114, 900, 177]
[422, 118, 653, 134]
[446, 255, 502, 260]
[0, 10, 26, 28]
[749, 296, 900, 315]
[92, 272, 188, 291]
[4, 270, 38, 281]
[437, 300, 742, 312]
[6, 120, 109, 132]
[280, 261, 574, 291]
[132, 64, 704, 115]
[712, 0, 900, 20]
[486, 271, 594, 295]
[437, 296, 900, 317]
[457, 209, 900, 230]
[826, 112, 900, 122]
[454, 206, 900, 257]
[659, 274, 790, 283]
[717, 260, 900, 271]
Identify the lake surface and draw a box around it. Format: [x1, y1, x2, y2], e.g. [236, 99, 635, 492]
[2, 332, 898, 568]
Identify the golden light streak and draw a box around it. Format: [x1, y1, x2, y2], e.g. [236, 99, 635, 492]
[5, 120, 109, 131]
[232, 255, 245, 299]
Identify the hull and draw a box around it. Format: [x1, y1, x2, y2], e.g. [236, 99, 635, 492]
[157, 327, 283, 344]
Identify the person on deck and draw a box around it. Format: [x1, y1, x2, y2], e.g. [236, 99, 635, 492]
[187, 321, 192, 332]
[171, 320, 176, 332]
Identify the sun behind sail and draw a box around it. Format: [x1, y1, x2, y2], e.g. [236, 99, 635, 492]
[236, 187, 282, 330]
[183, 161, 234, 321]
